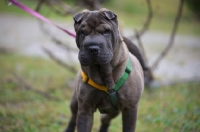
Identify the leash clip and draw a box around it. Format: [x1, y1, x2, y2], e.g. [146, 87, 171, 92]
[108, 89, 118, 107]
[108, 89, 115, 94]
[5, 0, 12, 6]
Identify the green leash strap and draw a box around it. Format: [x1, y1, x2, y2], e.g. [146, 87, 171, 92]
[109, 59, 132, 107]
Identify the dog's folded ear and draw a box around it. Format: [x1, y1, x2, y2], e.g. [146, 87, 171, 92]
[73, 13, 83, 23]
[104, 10, 117, 20]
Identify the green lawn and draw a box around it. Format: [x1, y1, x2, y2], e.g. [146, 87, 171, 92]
[0, 54, 199, 132]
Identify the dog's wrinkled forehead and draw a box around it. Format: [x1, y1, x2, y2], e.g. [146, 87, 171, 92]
[85, 11, 100, 28]
[73, 8, 117, 28]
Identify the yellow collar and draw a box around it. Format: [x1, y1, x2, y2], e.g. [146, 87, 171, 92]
[81, 71, 108, 93]
[81, 59, 132, 107]
[81, 59, 131, 94]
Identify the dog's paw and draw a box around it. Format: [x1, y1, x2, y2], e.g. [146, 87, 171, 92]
[104, 78, 115, 91]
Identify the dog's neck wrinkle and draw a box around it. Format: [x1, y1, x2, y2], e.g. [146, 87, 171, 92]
[112, 41, 128, 67]
[111, 41, 129, 80]
[81, 64, 105, 85]
[81, 41, 129, 86]
[86, 13, 100, 29]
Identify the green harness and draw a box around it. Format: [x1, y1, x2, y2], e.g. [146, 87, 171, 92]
[81, 59, 132, 107]
[109, 59, 132, 106]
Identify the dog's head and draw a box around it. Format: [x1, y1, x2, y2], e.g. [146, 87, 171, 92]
[73, 8, 120, 66]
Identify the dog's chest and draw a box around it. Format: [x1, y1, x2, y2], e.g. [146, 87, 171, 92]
[98, 96, 118, 114]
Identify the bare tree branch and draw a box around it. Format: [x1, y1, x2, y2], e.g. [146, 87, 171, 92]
[35, 0, 78, 52]
[135, 30, 148, 64]
[151, 0, 184, 70]
[135, 30, 154, 85]
[35, 0, 78, 15]
[35, 0, 78, 75]
[38, 20, 78, 52]
[80, 0, 101, 10]
[35, 0, 46, 12]
[131, 0, 153, 39]
[12, 73, 61, 101]
[42, 47, 77, 73]
[45, 0, 79, 16]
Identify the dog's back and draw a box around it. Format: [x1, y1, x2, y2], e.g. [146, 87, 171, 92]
[123, 37, 148, 71]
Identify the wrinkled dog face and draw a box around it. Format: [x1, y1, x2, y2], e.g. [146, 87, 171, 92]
[73, 9, 119, 66]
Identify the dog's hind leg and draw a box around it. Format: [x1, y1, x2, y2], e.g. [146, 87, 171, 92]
[64, 92, 78, 132]
[99, 111, 119, 132]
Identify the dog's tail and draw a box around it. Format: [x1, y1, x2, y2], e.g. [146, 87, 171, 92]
[123, 37, 155, 85]
[123, 37, 148, 71]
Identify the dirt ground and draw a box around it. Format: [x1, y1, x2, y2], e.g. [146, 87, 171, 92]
[1, 13, 200, 86]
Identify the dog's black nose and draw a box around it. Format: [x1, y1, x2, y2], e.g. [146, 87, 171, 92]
[88, 46, 100, 56]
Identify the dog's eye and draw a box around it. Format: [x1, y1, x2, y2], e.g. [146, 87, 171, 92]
[80, 30, 85, 36]
[103, 29, 110, 36]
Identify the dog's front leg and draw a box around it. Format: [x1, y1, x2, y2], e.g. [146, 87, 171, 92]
[100, 63, 115, 91]
[77, 105, 94, 132]
[122, 105, 138, 132]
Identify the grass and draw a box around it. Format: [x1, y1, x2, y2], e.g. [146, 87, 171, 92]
[0, 0, 200, 131]
[0, 0, 200, 35]
[0, 54, 200, 131]
[137, 84, 200, 132]
[0, 54, 74, 132]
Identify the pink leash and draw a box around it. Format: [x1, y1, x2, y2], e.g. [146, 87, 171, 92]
[8, 0, 76, 38]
